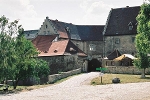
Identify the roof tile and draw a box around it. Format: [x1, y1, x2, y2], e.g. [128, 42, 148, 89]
[104, 6, 140, 36]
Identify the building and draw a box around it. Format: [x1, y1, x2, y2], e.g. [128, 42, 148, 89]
[25, 17, 104, 73]
[103, 6, 140, 57]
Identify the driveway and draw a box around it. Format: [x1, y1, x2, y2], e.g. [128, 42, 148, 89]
[0, 72, 150, 100]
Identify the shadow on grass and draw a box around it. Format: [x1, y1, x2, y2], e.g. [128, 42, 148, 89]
[140, 77, 150, 79]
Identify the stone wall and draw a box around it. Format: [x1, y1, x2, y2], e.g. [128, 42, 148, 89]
[39, 55, 80, 75]
[71, 40, 103, 58]
[104, 35, 136, 56]
[17, 68, 81, 86]
[48, 68, 81, 83]
[104, 66, 150, 75]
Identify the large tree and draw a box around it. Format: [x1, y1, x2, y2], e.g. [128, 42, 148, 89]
[134, 3, 150, 78]
[0, 16, 50, 89]
[0, 16, 17, 83]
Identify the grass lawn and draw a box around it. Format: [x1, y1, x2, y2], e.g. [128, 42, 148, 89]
[91, 73, 150, 85]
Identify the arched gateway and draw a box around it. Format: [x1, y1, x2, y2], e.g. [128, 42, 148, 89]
[88, 59, 102, 72]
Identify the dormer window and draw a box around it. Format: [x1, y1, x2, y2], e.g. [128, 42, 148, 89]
[128, 22, 133, 31]
[54, 49, 58, 53]
[65, 27, 70, 33]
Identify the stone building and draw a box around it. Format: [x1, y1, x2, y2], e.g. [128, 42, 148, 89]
[25, 17, 104, 73]
[32, 35, 86, 74]
[103, 6, 140, 57]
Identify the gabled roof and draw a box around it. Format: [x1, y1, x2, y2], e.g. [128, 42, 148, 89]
[32, 35, 57, 52]
[50, 19, 104, 41]
[107, 49, 121, 60]
[76, 25, 104, 41]
[103, 6, 140, 36]
[24, 30, 38, 34]
[37, 39, 87, 57]
[50, 20, 70, 39]
[24, 30, 38, 39]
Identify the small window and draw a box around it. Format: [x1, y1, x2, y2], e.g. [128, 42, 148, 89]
[128, 22, 133, 31]
[89, 44, 96, 51]
[46, 25, 48, 28]
[129, 26, 133, 30]
[115, 38, 120, 44]
[132, 37, 135, 43]
[65, 27, 70, 33]
[27, 34, 30, 36]
[111, 61, 115, 66]
[44, 31, 46, 35]
[47, 31, 50, 34]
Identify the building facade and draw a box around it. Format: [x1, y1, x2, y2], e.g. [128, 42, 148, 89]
[25, 17, 104, 73]
[103, 6, 140, 57]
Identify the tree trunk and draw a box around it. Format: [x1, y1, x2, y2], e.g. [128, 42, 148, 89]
[141, 68, 146, 78]
[13, 79, 19, 89]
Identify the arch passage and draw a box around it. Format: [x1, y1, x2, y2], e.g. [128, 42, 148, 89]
[88, 59, 102, 72]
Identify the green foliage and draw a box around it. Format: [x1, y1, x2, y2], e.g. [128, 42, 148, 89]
[134, 4, 150, 77]
[0, 15, 50, 89]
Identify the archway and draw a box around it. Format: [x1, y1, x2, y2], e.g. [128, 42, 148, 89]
[88, 59, 102, 72]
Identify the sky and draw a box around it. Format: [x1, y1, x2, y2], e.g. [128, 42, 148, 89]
[0, 0, 144, 30]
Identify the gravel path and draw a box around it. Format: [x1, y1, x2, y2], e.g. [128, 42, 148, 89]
[0, 72, 150, 100]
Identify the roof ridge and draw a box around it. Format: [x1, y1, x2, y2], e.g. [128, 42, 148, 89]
[112, 6, 140, 10]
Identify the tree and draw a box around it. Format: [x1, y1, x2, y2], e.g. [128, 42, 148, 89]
[12, 22, 49, 89]
[134, 3, 150, 78]
[0, 16, 50, 89]
[0, 16, 18, 84]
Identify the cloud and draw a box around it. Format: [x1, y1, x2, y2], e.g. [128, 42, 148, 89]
[0, 0, 37, 29]
[79, 0, 115, 25]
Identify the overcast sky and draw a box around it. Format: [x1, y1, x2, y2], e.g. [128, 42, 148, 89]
[0, 0, 143, 30]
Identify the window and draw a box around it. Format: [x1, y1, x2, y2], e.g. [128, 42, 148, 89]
[128, 22, 133, 31]
[115, 38, 120, 44]
[129, 26, 133, 30]
[132, 37, 135, 43]
[44, 31, 46, 35]
[47, 31, 50, 34]
[89, 44, 96, 51]
[46, 25, 48, 28]
[65, 27, 70, 33]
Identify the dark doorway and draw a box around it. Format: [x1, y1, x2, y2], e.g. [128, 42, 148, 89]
[88, 59, 102, 72]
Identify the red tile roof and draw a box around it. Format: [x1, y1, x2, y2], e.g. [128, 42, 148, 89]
[32, 35, 57, 52]
[38, 40, 87, 57]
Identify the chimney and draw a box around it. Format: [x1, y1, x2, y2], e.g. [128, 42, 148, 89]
[46, 16, 49, 19]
